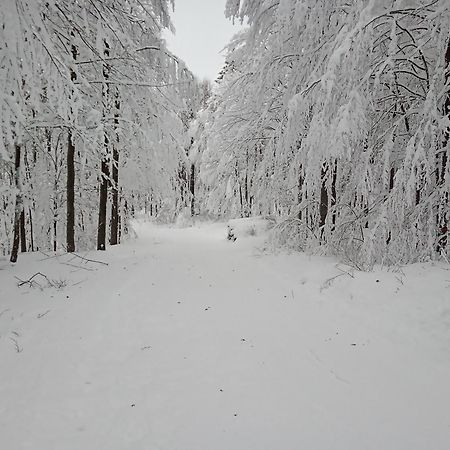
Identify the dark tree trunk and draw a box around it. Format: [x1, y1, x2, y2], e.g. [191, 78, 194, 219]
[319, 163, 328, 230]
[189, 163, 195, 216]
[10, 218, 21, 263]
[179, 166, 187, 205]
[110, 93, 120, 246]
[20, 209, 26, 253]
[29, 207, 34, 252]
[67, 40, 77, 253]
[331, 162, 337, 227]
[53, 217, 57, 252]
[52, 134, 58, 252]
[21, 149, 31, 253]
[118, 208, 122, 243]
[110, 147, 119, 246]
[239, 185, 244, 218]
[10, 143, 23, 263]
[97, 157, 109, 250]
[437, 38, 450, 251]
[97, 39, 110, 251]
[244, 172, 249, 216]
[297, 164, 304, 220]
[67, 131, 75, 252]
[444, 38, 450, 147]
[319, 161, 337, 231]
[389, 168, 395, 191]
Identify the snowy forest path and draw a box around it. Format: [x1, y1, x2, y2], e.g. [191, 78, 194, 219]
[1, 222, 450, 450]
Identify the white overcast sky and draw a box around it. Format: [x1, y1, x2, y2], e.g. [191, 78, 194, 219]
[164, 0, 243, 81]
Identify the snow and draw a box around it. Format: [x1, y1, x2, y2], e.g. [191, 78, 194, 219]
[1, 221, 450, 450]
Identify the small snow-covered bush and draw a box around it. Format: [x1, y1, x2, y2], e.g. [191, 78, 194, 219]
[226, 217, 274, 241]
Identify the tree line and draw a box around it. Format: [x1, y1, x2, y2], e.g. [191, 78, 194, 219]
[196, 0, 450, 267]
[0, 0, 203, 262]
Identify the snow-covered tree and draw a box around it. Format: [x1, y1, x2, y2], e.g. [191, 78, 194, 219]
[199, 0, 450, 266]
[0, 0, 198, 260]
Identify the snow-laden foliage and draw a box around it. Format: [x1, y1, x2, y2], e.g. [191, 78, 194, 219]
[0, 0, 199, 258]
[199, 0, 450, 267]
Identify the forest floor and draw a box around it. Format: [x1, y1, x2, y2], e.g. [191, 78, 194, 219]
[0, 221, 450, 450]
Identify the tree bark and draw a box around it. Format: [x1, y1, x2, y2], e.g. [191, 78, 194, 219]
[189, 163, 195, 216]
[20, 209, 26, 253]
[29, 207, 34, 252]
[97, 156, 109, 250]
[179, 166, 187, 205]
[97, 39, 110, 251]
[331, 162, 337, 228]
[10, 143, 23, 263]
[297, 164, 304, 220]
[437, 38, 450, 252]
[110, 147, 119, 246]
[110, 93, 120, 246]
[319, 163, 328, 230]
[67, 40, 77, 253]
[67, 131, 75, 252]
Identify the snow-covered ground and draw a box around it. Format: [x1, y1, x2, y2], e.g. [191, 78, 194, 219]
[1, 221, 449, 450]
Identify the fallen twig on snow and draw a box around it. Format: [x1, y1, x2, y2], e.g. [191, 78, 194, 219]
[320, 273, 346, 292]
[37, 310, 51, 319]
[68, 252, 108, 266]
[15, 272, 66, 289]
[38, 251, 64, 261]
[9, 336, 22, 353]
[335, 264, 355, 279]
[61, 262, 94, 272]
[15, 272, 54, 289]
